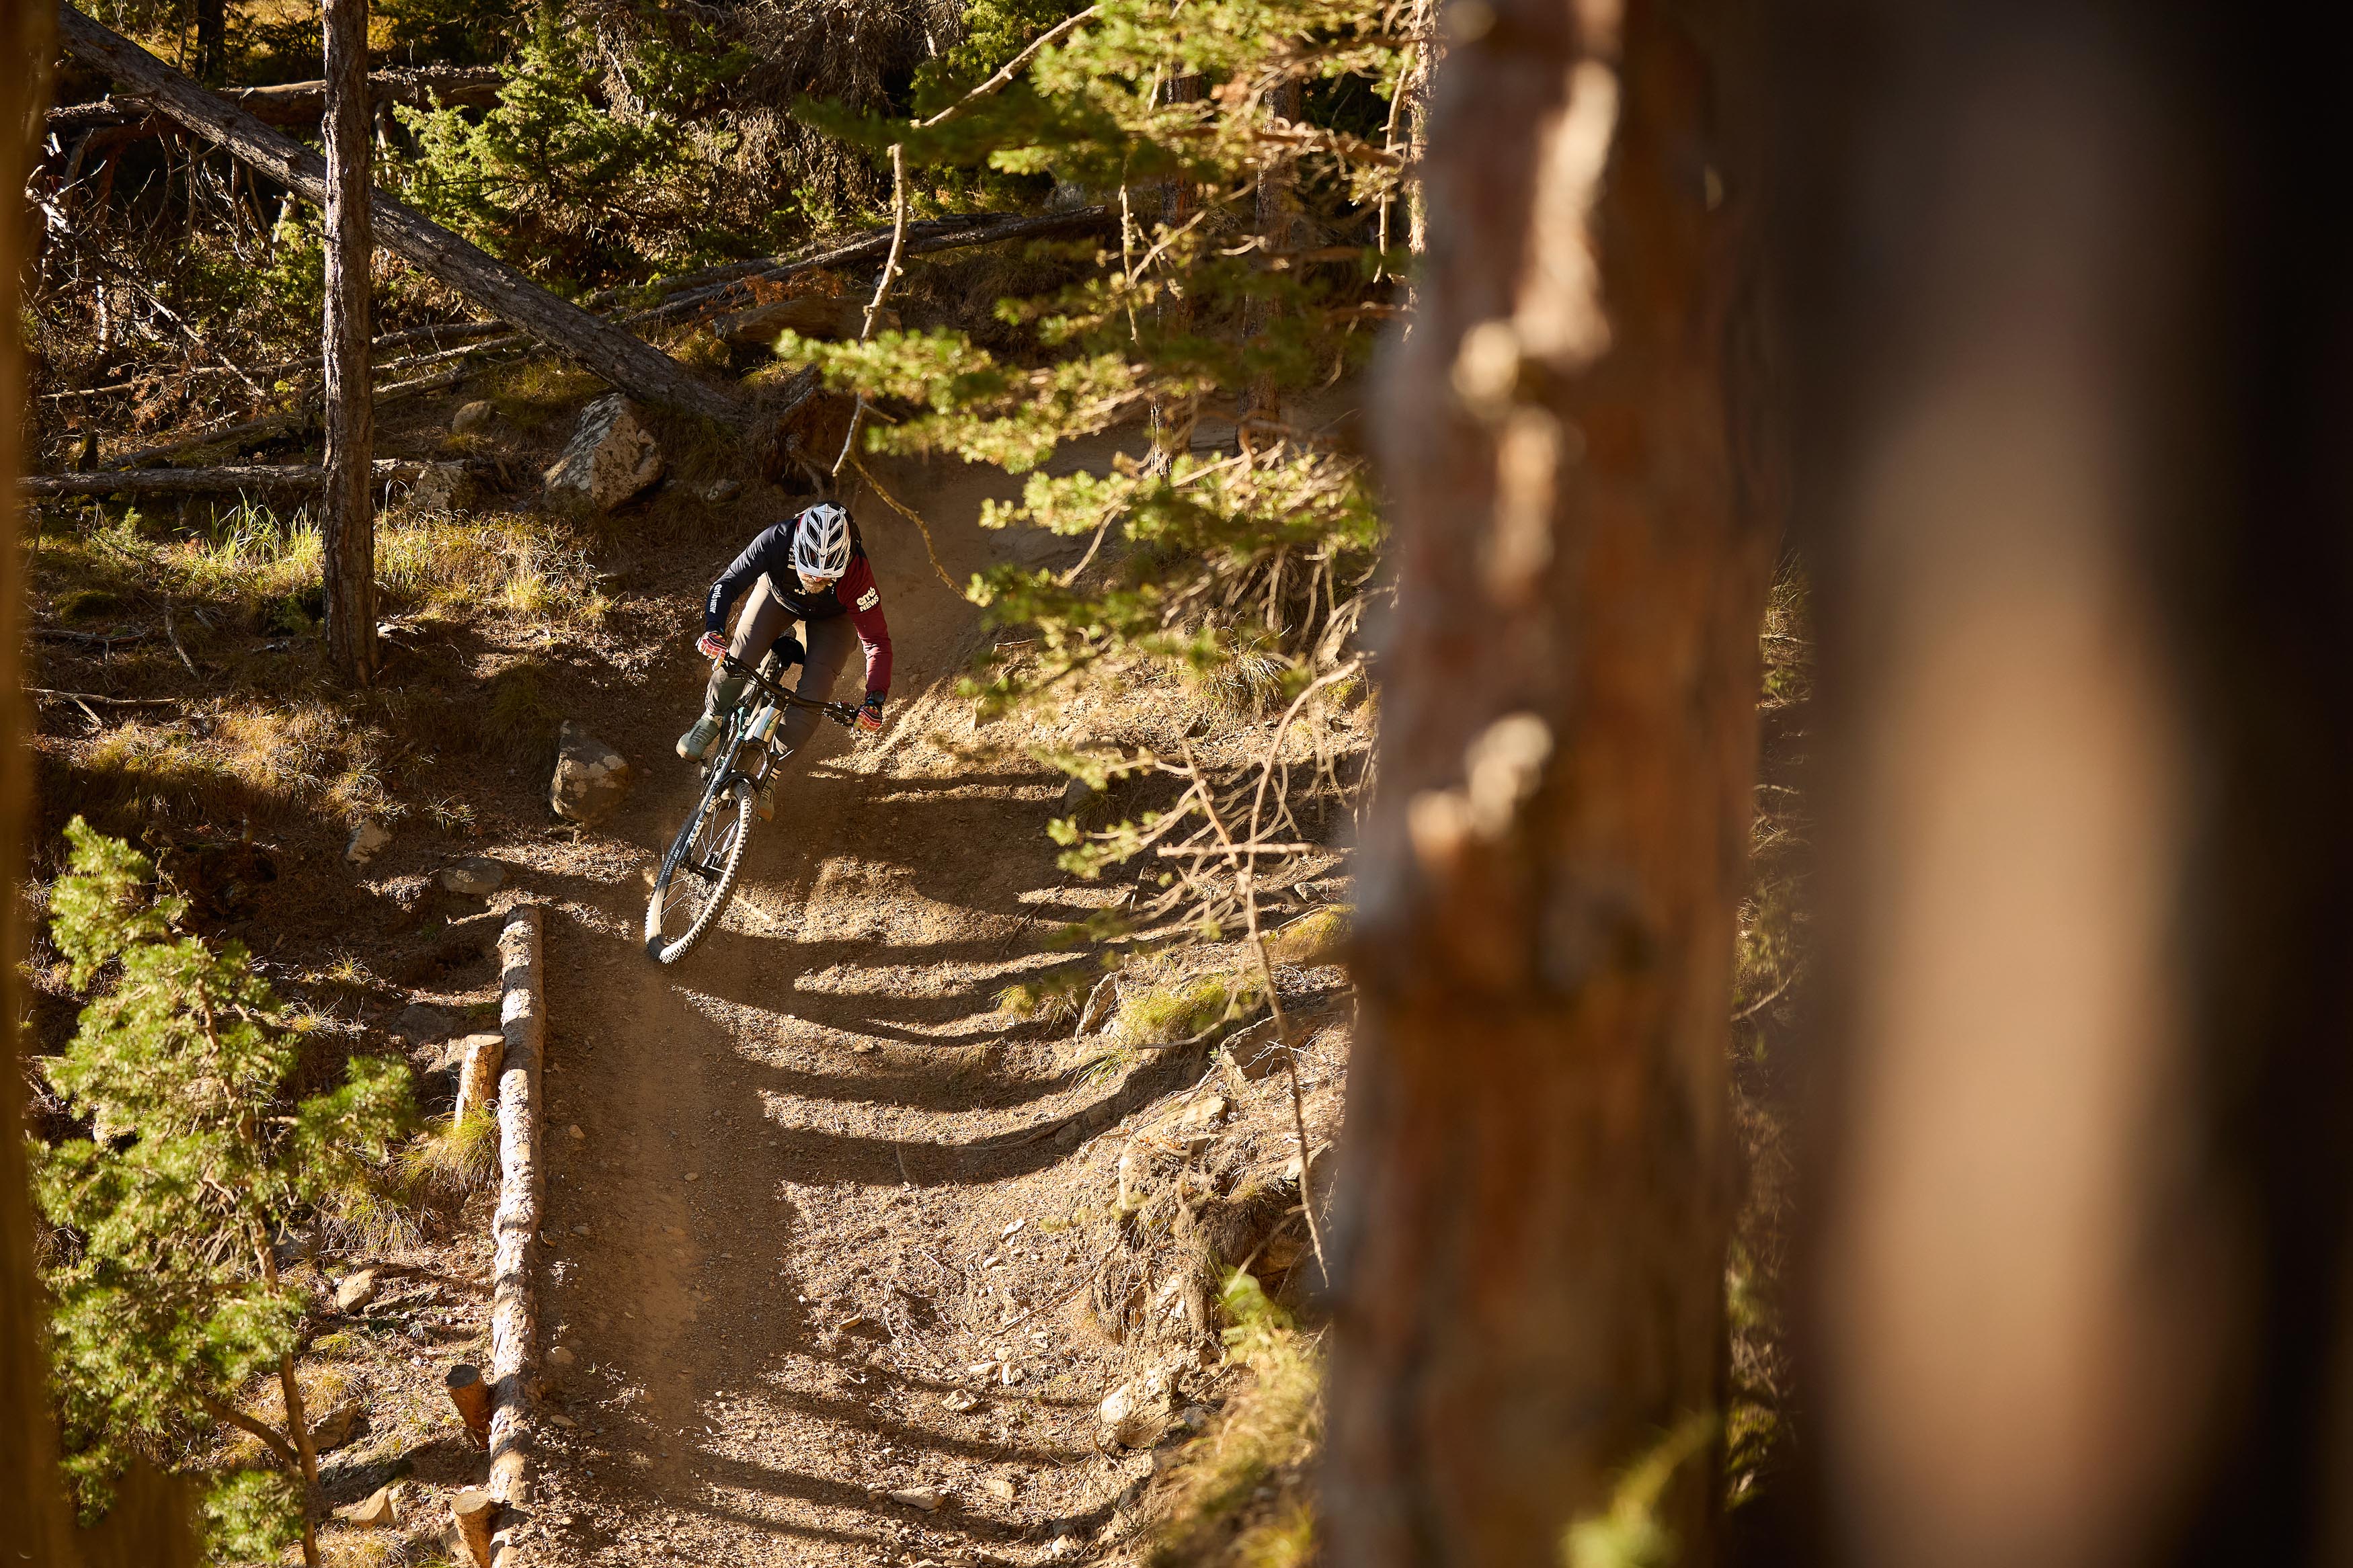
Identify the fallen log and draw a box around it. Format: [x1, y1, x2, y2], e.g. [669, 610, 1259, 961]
[19, 460, 428, 497]
[48, 67, 504, 132]
[56, 5, 745, 424]
[487, 906, 546, 1568]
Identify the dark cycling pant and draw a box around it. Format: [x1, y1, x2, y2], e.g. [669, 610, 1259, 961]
[703, 575, 859, 761]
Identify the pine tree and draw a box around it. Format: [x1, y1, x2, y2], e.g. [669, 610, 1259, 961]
[36, 819, 411, 1566]
[788, 0, 1410, 950]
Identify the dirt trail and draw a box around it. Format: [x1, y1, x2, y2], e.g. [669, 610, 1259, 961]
[520, 438, 1188, 1565]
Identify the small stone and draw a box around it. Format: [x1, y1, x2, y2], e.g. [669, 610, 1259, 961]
[547, 1346, 577, 1368]
[309, 1399, 365, 1452]
[941, 1389, 980, 1412]
[334, 1269, 381, 1313]
[451, 399, 498, 434]
[885, 1487, 945, 1512]
[549, 722, 632, 826]
[1001, 1218, 1027, 1239]
[549, 1411, 577, 1430]
[1046, 1537, 1078, 1559]
[1175, 1096, 1230, 1132]
[572, 1224, 591, 1237]
[984, 1476, 1019, 1503]
[1060, 776, 1095, 817]
[1000, 1364, 1026, 1386]
[684, 1172, 700, 1183]
[343, 1483, 399, 1528]
[567, 1124, 586, 1141]
[345, 820, 392, 868]
[1178, 1404, 1212, 1431]
[664, 1226, 686, 1239]
[438, 856, 506, 897]
[702, 477, 742, 503]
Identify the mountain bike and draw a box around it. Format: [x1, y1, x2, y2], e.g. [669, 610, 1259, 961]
[643, 652, 859, 963]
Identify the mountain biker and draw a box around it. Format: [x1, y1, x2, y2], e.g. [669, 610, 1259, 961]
[676, 501, 891, 812]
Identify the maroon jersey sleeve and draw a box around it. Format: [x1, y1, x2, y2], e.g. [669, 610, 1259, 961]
[840, 555, 893, 698]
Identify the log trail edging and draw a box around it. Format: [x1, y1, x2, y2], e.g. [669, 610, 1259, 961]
[485, 905, 545, 1567]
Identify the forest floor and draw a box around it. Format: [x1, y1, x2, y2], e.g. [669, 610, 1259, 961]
[22, 381, 1361, 1567]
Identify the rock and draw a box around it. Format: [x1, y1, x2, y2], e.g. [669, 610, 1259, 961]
[571, 1224, 591, 1237]
[984, 1476, 1019, 1503]
[438, 856, 506, 897]
[451, 399, 498, 434]
[1060, 776, 1096, 817]
[405, 461, 475, 513]
[548, 1411, 577, 1430]
[884, 1487, 945, 1512]
[1178, 1404, 1213, 1431]
[567, 1124, 586, 1141]
[543, 394, 664, 513]
[454, 1034, 504, 1121]
[548, 722, 631, 825]
[711, 292, 871, 349]
[702, 477, 742, 504]
[1175, 1096, 1230, 1132]
[309, 1399, 366, 1452]
[941, 1389, 980, 1412]
[345, 820, 391, 868]
[1099, 1366, 1176, 1448]
[547, 1346, 577, 1368]
[334, 1269, 381, 1313]
[343, 1483, 399, 1528]
[389, 1003, 456, 1045]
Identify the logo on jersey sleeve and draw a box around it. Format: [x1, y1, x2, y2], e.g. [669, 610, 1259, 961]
[856, 587, 879, 611]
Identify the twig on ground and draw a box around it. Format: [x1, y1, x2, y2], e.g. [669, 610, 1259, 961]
[163, 602, 200, 676]
[849, 455, 963, 595]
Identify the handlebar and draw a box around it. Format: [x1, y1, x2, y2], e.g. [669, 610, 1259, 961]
[717, 651, 862, 728]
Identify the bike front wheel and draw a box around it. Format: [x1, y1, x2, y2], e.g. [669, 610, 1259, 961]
[644, 776, 756, 963]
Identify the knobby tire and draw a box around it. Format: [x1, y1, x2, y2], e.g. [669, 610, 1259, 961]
[645, 775, 756, 963]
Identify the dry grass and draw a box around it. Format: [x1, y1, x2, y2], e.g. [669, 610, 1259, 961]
[1148, 1272, 1323, 1568]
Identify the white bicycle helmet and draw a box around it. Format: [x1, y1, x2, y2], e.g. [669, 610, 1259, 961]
[791, 503, 852, 580]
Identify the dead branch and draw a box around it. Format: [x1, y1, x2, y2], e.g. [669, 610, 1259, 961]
[22, 460, 428, 497]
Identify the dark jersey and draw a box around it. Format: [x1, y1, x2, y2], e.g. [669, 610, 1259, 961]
[705, 516, 894, 697]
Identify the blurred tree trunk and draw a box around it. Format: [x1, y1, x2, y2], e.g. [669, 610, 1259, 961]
[0, 6, 69, 1557]
[320, 0, 377, 685]
[1773, 3, 2353, 1566]
[1330, 0, 1769, 1561]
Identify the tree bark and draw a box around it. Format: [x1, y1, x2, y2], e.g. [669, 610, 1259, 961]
[193, 0, 225, 83]
[1148, 73, 1202, 472]
[0, 6, 79, 1563]
[1242, 79, 1303, 434]
[21, 460, 430, 497]
[54, 5, 746, 425]
[487, 907, 546, 1567]
[319, 0, 375, 686]
[48, 68, 505, 132]
[1773, 3, 2353, 1565]
[1329, 0, 1766, 1562]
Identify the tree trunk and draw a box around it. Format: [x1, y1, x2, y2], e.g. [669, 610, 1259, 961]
[47, 67, 506, 132]
[54, 4, 746, 425]
[193, 0, 225, 83]
[1773, 2, 2353, 1564]
[1148, 73, 1201, 472]
[1328, 0, 1767, 1561]
[1242, 79, 1303, 434]
[0, 5, 77, 1563]
[319, 0, 375, 686]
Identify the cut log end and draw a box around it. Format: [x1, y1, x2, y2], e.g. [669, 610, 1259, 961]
[445, 1362, 493, 1449]
[450, 1488, 499, 1568]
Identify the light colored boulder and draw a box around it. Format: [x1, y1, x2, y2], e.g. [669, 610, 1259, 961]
[405, 462, 475, 513]
[333, 1269, 379, 1313]
[450, 399, 498, 434]
[438, 856, 505, 897]
[548, 722, 631, 825]
[543, 395, 663, 513]
[345, 820, 391, 867]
